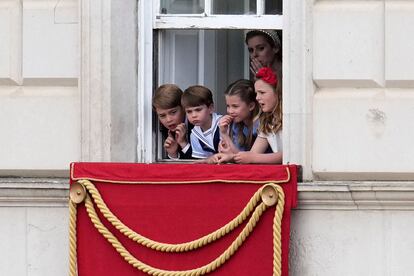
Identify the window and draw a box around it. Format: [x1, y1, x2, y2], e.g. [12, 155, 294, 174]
[138, 0, 283, 161]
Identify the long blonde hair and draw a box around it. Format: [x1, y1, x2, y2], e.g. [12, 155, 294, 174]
[257, 68, 282, 135]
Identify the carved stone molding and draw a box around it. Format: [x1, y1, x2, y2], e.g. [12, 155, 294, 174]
[1, 179, 413, 210]
[0, 178, 68, 207]
[298, 181, 414, 210]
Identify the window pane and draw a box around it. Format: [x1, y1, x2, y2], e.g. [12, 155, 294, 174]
[155, 29, 250, 159]
[155, 29, 283, 160]
[157, 29, 249, 116]
[211, 0, 282, 15]
[265, 0, 282, 15]
[160, 0, 204, 14]
[212, 0, 256, 15]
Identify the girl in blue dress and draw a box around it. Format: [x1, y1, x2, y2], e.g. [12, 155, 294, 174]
[211, 67, 282, 164]
[218, 79, 260, 154]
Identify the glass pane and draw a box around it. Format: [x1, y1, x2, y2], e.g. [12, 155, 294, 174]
[265, 0, 282, 15]
[157, 29, 249, 116]
[160, 0, 204, 14]
[212, 0, 256, 15]
[155, 29, 249, 159]
[155, 29, 283, 160]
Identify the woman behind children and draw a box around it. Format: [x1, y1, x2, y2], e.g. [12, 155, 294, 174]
[218, 79, 260, 154]
[245, 30, 282, 77]
[214, 67, 282, 164]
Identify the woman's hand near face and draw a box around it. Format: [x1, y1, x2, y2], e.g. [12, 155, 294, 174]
[164, 131, 179, 158]
[250, 57, 264, 75]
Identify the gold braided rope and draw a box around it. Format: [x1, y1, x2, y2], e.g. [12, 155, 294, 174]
[68, 200, 78, 276]
[85, 193, 267, 276]
[79, 179, 263, 252]
[69, 181, 285, 276]
[273, 185, 285, 276]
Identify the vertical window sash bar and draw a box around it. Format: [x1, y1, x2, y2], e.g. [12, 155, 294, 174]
[257, 0, 264, 15]
[244, 0, 250, 15]
[153, 1, 160, 21]
[205, 0, 211, 15]
[198, 30, 205, 84]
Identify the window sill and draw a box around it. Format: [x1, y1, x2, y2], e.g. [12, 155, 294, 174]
[0, 178, 68, 207]
[297, 181, 414, 210]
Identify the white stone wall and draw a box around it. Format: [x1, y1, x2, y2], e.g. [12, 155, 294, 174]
[0, 0, 80, 174]
[291, 208, 414, 276]
[312, 0, 414, 180]
[0, 207, 68, 275]
[0, 179, 68, 276]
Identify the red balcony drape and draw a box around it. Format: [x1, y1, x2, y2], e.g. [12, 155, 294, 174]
[70, 163, 298, 276]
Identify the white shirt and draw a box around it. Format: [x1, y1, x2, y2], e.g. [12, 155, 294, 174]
[258, 130, 282, 153]
[191, 113, 222, 159]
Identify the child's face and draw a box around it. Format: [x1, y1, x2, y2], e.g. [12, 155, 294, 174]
[185, 104, 213, 130]
[254, 79, 277, 113]
[225, 95, 255, 124]
[155, 106, 185, 131]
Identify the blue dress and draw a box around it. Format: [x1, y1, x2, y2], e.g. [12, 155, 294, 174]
[231, 120, 259, 151]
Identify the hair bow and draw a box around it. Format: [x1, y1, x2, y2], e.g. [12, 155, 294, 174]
[256, 67, 278, 87]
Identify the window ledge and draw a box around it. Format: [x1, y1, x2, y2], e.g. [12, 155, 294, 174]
[1, 179, 413, 210]
[0, 178, 68, 207]
[297, 181, 414, 210]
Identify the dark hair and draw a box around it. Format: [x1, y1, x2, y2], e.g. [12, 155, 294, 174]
[225, 79, 259, 149]
[181, 85, 214, 108]
[152, 84, 183, 110]
[245, 30, 282, 62]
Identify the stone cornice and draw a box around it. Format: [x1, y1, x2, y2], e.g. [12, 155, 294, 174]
[0, 178, 68, 207]
[297, 181, 414, 210]
[1, 179, 414, 209]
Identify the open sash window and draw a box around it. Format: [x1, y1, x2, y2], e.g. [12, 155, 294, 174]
[138, 0, 283, 161]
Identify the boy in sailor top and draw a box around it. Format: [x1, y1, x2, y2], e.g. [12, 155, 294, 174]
[181, 85, 222, 159]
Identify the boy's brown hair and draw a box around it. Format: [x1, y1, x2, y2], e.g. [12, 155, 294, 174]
[152, 84, 183, 110]
[181, 85, 214, 108]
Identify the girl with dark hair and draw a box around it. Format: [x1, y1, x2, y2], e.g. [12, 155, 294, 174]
[218, 79, 260, 154]
[211, 67, 282, 164]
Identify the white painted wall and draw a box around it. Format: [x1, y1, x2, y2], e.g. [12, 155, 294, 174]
[291, 208, 414, 276]
[0, 0, 80, 174]
[0, 179, 68, 276]
[312, 0, 414, 180]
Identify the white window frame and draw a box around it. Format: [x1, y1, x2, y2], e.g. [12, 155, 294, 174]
[137, 0, 312, 180]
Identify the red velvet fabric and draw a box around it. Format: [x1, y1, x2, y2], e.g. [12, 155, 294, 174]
[70, 163, 298, 276]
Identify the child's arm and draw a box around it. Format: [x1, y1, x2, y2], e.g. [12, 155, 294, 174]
[233, 136, 282, 164]
[175, 123, 189, 149]
[218, 115, 239, 154]
[164, 131, 179, 159]
[175, 123, 193, 159]
[193, 154, 222, 164]
[234, 151, 282, 164]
